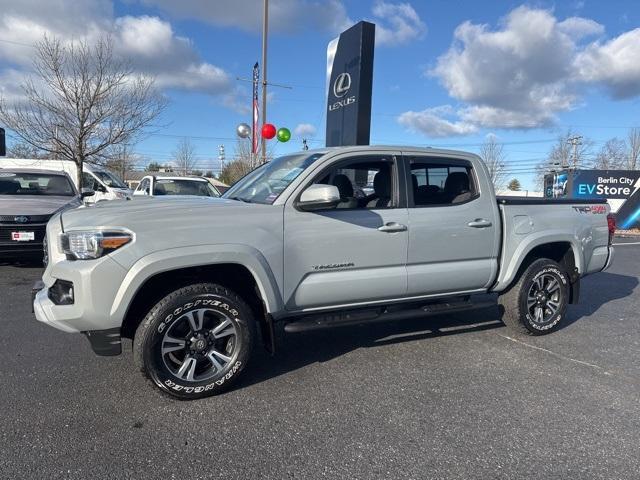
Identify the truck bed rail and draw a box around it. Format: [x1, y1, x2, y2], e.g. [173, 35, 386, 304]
[496, 197, 608, 205]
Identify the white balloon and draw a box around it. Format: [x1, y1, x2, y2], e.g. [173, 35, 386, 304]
[236, 123, 251, 139]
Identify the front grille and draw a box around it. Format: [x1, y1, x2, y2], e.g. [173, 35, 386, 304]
[0, 215, 52, 223]
[0, 223, 47, 244]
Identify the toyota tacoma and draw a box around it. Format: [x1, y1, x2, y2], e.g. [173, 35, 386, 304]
[33, 146, 615, 399]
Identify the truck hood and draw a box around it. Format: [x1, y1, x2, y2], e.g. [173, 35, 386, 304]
[0, 195, 81, 217]
[60, 196, 262, 229]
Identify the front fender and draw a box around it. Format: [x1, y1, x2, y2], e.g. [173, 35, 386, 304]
[109, 244, 284, 323]
[493, 231, 584, 292]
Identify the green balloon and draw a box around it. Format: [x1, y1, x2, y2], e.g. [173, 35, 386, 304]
[277, 127, 291, 142]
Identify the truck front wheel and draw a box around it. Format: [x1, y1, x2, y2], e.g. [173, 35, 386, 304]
[133, 283, 256, 399]
[498, 258, 569, 335]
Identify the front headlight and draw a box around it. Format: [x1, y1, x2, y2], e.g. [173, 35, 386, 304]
[60, 230, 133, 260]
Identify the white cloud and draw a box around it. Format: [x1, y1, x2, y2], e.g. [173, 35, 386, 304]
[558, 17, 604, 39]
[0, 1, 235, 106]
[397, 106, 477, 137]
[142, 0, 426, 46]
[432, 7, 577, 117]
[140, 0, 353, 34]
[0, 69, 37, 102]
[399, 6, 639, 137]
[574, 28, 640, 98]
[372, 1, 426, 46]
[294, 123, 317, 137]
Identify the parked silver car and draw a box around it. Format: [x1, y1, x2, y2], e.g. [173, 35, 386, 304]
[0, 169, 88, 258]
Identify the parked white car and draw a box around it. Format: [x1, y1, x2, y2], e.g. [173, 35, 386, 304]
[133, 175, 221, 197]
[0, 158, 132, 203]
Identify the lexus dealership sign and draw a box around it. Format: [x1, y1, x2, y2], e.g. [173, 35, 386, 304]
[325, 21, 375, 147]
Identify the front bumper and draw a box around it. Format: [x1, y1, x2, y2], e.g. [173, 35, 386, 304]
[33, 281, 123, 356]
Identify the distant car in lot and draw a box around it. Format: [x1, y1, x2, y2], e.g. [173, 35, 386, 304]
[0, 158, 132, 202]
[0, 169, 88, 258]
[133, 175, 221, 197]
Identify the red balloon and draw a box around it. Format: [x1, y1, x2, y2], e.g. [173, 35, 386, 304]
[261, 123, 276, 139]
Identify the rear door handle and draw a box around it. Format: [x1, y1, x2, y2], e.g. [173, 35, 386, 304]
[467, 218, 492, 228]
[378, 222, 408, 233]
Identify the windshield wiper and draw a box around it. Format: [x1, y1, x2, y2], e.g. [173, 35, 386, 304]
[228, 196, 252, 203]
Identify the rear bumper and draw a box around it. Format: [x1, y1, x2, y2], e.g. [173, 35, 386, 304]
[603, 246, 615, 272]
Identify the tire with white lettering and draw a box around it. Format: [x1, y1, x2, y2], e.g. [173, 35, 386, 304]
[133, 283, 255, 400]
[498, 258, 569, 336]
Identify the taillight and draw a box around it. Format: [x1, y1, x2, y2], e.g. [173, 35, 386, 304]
[607, 213, 616, 246]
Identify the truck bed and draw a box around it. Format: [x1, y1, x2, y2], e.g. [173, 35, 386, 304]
[492, 197, 611, 292]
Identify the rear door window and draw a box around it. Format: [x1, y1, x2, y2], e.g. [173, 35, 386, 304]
[406, 157, 478, 207]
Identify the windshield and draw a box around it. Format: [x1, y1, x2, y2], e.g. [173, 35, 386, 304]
[93, 170, 128, 189]
[222, 153, 324, 204]
[153, 179, 220, 197]
[0, 172, 75, 196]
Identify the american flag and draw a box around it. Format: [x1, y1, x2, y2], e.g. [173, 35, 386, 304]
[252, 62, 259, 155]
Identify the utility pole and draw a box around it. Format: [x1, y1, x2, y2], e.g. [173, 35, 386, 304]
[567, 135, 583, 170]
[261, 0, 269, 164]
[218, 145, 225, 173]
[302, 139, 308, 151]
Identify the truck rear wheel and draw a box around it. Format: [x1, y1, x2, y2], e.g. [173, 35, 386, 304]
[498, 258, 569, 335]
[133, 283, 255, 400]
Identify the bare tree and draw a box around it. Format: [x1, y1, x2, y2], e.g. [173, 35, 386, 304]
[172, 137, 197, 175]
[218, 139, 270, 185]
[626, 127, 640, 170]
[145, 161, 162, 172]
[0, 35, 166, 187]
[6, 140, 50, 159]
[479, 135, 507, 189]
[594, 138, 626, 169]
[103, 144, 139, 180]
[535, 131, 593, 187]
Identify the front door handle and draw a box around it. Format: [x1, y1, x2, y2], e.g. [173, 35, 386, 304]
[378, 222, 407, 233]
[467, 218, 492, 228]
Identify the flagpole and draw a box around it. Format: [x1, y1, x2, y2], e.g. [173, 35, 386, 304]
[252, 62, 259, 166]
[261, 0, 268, 163]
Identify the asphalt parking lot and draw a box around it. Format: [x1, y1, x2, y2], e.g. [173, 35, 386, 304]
[1, 238, 639, 479]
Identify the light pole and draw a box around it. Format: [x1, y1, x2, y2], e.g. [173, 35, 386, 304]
[218, 144, 225, 174]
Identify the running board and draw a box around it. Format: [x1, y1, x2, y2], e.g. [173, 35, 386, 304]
[284, 300, 495, 333]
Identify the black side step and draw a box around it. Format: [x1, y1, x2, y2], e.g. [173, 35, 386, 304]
[284, 300, 495, 333]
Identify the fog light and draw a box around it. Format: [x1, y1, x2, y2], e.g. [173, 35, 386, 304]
[48, 280, 74, 305]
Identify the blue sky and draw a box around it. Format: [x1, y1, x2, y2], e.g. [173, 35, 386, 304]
[1, 0, 639, 189]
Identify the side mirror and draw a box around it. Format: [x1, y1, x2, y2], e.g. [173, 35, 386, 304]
[80, 188, 95, 199]
[297, 184, 340, 211]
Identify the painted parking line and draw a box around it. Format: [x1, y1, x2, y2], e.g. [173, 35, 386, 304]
[613, 242, 640, 246]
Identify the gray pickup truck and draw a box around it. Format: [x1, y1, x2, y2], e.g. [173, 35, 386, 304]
[33, 146, 615, 399]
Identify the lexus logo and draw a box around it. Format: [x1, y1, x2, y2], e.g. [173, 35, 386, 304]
[333, 72, 351, 98]
[14, 216, 29, 223]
